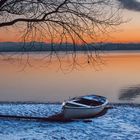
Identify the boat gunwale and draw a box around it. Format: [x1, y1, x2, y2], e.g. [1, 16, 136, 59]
[63, 101, 108, 109]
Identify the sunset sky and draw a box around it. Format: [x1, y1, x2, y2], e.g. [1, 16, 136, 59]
[0, 0, 140, 43]
[108, 9, 140, 43]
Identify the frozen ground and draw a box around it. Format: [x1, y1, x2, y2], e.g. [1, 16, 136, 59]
[0, 103, 139, 140]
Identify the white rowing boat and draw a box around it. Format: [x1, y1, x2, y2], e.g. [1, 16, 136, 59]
[62, 95, 108, 119]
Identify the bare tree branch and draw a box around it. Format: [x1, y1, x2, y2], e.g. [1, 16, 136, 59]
[0, 0, 123, 70]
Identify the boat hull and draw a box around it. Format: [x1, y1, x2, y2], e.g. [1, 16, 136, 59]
[62, 95, 108, 119]
[63, 106, 105, 119]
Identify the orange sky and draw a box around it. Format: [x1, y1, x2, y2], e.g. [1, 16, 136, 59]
[107, 10, 140, 43]
[0, 10, 140, 43]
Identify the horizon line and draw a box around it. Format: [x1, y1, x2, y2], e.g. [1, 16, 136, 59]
[1, 41, 140, 44]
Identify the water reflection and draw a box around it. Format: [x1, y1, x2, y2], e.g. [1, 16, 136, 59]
[1, 52, 140, 103]
[0, 52, 104, 73]
[119, 85, 140, 101]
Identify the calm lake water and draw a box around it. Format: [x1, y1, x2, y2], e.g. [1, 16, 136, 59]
[0, 51, 140, 103]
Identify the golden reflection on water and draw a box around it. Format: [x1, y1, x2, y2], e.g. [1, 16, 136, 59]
[0, 52, 140, 103]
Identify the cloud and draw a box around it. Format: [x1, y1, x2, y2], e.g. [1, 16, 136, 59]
[118, 0, 140, 11]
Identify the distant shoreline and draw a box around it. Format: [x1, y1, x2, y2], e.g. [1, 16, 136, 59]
[0, 42, 140, 52]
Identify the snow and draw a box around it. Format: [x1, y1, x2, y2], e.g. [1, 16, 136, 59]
[0, 103, 139, 140]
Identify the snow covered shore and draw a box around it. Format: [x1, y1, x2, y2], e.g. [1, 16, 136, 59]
[0, 103, 139, 140]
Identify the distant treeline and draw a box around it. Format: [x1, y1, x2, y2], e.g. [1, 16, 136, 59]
[0, 42, 140, 52]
